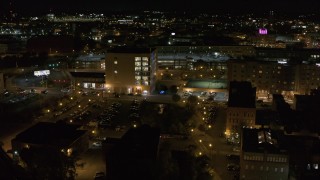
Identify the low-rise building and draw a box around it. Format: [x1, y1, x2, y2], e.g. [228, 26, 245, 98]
[240, 128, 289, 180]
[11, 122, 89, 157]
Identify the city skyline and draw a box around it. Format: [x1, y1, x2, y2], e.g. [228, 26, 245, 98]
[1, 0, 320, 15]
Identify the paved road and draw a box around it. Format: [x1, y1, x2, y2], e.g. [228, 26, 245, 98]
[187, 102, 240, 180]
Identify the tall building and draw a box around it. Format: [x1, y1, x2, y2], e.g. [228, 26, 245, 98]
[227, 59, 320, 98]
[226, 81, 256, 136]
[105, 47, 156, 95]
[227, 59, 296, 99]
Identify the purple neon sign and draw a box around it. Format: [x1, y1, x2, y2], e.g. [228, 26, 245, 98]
[259, 28, 268, 35]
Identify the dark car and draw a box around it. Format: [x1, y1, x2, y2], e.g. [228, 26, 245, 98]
[94, 172, 105, 180]
[227, 164, 240, 171]
[41, 89, 48, 94]
[226, 154, 240, 162]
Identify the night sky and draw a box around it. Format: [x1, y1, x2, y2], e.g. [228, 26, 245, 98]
[1, 0, 320, 15]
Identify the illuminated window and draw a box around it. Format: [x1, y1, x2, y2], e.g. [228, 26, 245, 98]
[142, 67, 149, 71]
[135, 57, 141, 61]
[135, 76, 141, 80]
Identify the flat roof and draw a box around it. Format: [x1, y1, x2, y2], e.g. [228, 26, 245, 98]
[13, 122, 86, 148]
[242, 128, 287, 154]
[107, 47, 156, 54]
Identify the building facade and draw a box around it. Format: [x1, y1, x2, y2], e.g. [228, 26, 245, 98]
[105, 47, 156, 94]
[227, 60, 320, 98]
[226, 81, 256, 136]
[240, 128, 289, 180]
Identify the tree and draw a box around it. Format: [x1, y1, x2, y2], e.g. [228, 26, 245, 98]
[187, 95, 198, 111]
[169, 85, 178, 94]
[20, 147, 76, 180]
[172, 94, 181, 103]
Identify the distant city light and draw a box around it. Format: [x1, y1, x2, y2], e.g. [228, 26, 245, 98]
[278, 60, 287, 64]
[259, 28, 268, 35]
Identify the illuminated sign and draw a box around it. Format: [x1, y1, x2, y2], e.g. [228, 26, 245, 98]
[34, 70, 50, 76]
[259, 28, 268, 35]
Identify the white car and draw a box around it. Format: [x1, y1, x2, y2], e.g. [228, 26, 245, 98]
[92, 141, 102, 147]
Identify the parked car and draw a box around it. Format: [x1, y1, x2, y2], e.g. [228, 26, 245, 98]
[227, 164, 240, 171]
[94, 172, 105, 179]
[226, 154, 240, 162]
[41, 89, 48, 94]
[92, 141, 102, 147]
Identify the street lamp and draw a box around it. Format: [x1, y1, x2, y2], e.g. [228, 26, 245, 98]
[208, 144, 214, 159]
